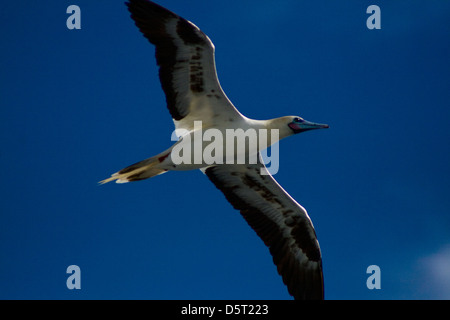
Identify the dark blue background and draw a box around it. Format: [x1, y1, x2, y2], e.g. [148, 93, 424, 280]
[1, 0, 449, 299]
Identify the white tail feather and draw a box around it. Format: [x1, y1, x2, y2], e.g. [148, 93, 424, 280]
[99, 155, 167, 184]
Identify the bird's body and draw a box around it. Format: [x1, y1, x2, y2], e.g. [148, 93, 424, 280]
[101, 0, 329, 300]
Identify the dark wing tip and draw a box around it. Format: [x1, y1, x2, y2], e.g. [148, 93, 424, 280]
[242, 206, 324, 300]
[126, 0, 209, 47]
[205, 165, 324, 300]
[125, 0, 214, 121]
[124, 0, 186, 120]
[126, 0, 177, 18]
[125, 0, 178, 44]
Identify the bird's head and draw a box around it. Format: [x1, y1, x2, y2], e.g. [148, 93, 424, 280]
[288, 116, 329, 134]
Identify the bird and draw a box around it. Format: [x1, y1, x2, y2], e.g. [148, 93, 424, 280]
[101, 0, 329, 300]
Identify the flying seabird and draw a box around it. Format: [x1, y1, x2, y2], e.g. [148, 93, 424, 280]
[101, 0, 329, 300]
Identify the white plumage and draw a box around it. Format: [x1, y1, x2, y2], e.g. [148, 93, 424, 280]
[101, 0, 328, 300]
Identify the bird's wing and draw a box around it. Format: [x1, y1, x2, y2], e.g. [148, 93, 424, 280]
[203, 158, 324, 300]
[126, 0, 242, 131]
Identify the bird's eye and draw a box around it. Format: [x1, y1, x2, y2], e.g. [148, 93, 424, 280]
[294, 117, 304, 123]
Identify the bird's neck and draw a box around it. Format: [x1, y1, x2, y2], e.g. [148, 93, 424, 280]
[244, 116, 293, 143]
[265, 117, 294, 140]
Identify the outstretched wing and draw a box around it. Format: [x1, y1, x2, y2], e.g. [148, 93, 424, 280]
[204, 160, 324, 300]
[126, 0, 241, 131]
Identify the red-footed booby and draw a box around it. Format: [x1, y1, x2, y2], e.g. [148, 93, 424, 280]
[101, 0, 328, 300]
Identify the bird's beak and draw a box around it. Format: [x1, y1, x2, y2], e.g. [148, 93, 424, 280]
[288, 119, 329, 134]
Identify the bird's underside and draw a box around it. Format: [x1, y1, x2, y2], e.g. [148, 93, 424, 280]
[100, 0, 326, 300]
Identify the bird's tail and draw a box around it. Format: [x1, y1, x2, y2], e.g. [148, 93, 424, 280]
[99, 153, 168, 184]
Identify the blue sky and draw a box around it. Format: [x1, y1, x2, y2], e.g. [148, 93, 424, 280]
[1, 0, 450, 300]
